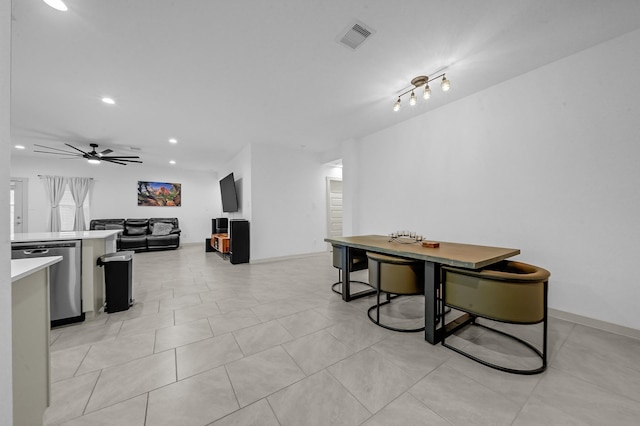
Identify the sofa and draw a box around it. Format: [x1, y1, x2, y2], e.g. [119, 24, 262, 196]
[90, 218, 181, 252]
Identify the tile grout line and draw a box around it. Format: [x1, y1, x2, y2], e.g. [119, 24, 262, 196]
[81, 369, 102, 417]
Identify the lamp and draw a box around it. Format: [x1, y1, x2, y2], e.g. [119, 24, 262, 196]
[393, 73, 450, 111]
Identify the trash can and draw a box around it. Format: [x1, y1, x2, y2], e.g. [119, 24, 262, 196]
[97, 251, 134, 313]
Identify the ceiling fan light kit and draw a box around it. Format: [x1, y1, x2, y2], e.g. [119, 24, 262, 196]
[43, 0, 68, 12]
[34, 143, 143, 166]
[393, 73, 451, 112]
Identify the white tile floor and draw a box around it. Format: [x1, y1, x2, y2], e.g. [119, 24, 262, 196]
[44, 244, 640, 425]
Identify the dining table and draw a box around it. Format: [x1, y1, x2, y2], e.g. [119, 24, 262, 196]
[325, 235, 521, 344]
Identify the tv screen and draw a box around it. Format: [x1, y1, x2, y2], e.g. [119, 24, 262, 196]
[219, 173, 239, 212]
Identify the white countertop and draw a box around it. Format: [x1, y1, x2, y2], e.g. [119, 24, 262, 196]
[11, 256, 63, 282]
[11, 230, 121, 243]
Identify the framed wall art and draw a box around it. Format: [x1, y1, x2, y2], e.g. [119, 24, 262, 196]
[137, 181, 181, 206]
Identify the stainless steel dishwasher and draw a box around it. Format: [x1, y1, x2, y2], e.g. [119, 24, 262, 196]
[12, 240, 84, 327]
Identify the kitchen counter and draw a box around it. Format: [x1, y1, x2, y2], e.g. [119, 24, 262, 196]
[11, 256, 63, 281]
[11, 229, 121, 243]
[12, 230, 120, 318]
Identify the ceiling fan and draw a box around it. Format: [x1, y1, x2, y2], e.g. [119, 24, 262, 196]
[34, 143, 143, 165]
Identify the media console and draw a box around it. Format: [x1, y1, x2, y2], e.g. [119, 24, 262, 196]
[211, 233, 230, 259]
[209, 218, 250, 264]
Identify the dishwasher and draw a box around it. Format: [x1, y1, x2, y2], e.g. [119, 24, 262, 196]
[12, 240, 84, 327]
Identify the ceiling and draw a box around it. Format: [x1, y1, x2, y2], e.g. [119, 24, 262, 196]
[10, 0, 640, 171]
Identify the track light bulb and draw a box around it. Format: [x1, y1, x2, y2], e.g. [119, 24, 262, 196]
[441, 75, 451, 92]
[393, 97, 401, 112]
[409, 91, 417, 106]
[423, 84, 431, 99]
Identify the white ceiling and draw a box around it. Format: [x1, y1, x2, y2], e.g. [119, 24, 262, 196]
[10, 0, 640, 171]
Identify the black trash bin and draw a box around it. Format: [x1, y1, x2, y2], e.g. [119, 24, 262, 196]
[97, 251, 134, 313]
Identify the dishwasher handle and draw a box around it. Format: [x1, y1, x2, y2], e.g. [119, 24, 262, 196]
[22, 249, 51, 255]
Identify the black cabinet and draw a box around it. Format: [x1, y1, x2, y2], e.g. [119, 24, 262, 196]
[229, 220, 250, 264]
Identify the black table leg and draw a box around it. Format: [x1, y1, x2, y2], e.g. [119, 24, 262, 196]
[424, 261, 441, 344]
[341, 245, 351, 302]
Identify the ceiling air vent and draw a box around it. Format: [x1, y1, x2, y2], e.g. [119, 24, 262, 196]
[338, 20, 375, 50]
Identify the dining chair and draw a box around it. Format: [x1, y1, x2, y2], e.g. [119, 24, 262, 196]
[441, 260, 550, 374]
[366, 251, 425, 332]
[331, 244, 370, 295]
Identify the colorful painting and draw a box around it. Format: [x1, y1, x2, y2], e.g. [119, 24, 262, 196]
[137, 181, 181, 207]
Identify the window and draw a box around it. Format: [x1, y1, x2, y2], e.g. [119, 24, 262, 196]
[59, 186, 91, 231]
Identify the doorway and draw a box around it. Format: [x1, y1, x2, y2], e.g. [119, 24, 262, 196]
[326, 177, 343, 250]
[10, 178, 28, 234]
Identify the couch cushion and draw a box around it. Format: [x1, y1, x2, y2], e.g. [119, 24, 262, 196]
[120, 235, 148, 251]
[126, 225, 147, 236]
[90, 219, 125, 231]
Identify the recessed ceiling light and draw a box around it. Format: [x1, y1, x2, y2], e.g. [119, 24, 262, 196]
[169, 160, 176, 165]
[101, 97, 116, 105]
[169, 138, 178, 144]
[43, 0, 68, 12]
[14, 145, 26, 150]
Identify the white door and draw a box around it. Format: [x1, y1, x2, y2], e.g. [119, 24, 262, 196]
[10, 178, 27, 234]
[326, 177, 343, 250]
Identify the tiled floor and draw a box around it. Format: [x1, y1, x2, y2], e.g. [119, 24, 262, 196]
[44, 244, 640, 425]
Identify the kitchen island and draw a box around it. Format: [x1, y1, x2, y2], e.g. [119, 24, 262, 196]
[11, 256, 62, 426]
[11, 230, 121, 319]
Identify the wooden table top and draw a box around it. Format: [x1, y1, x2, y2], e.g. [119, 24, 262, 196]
[325, 235, 520, 269]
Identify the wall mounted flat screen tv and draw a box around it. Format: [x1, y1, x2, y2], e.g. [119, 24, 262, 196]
[219, 172, 239, 212]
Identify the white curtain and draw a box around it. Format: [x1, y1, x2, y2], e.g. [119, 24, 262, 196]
[68, 177, 91, 231]
[42, 175, 67, 232]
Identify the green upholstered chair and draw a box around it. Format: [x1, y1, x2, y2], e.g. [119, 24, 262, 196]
[331, 244, 370, 295]
[441, 260, 550, 374]
[366, 252, 425, 332]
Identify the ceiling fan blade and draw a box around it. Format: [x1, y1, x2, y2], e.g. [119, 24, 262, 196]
[65, 143, 89, 155]
[33, 150, 81, 156]
[108, 159, 143, 163]
[100, 155, 141, 159]
[99, 149, 113, 155]
[103, 159, 128, 165]
[34, 144, 79, 154]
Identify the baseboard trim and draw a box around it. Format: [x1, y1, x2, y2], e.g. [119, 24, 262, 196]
[250, 251, 328, 264]
[549, 308, 640, 340]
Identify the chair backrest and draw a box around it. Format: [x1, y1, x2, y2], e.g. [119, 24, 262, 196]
[332, 245, 368, 272]
[443, 261, 550, 323]
[367, 252, 424, 295]
[124, 219, 150, 236]
[89, 219, 125, 231]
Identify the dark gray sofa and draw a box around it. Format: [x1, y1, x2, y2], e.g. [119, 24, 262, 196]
[90, 218, 181, 252]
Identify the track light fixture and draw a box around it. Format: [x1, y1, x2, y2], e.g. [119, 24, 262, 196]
[393, 73, 451, 111]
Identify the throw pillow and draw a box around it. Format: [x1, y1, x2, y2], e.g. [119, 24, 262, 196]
[152, 222, 173, 236]
[105, 224, 123, 230]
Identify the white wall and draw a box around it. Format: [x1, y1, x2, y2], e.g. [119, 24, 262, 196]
[1, 0, 12, 420]
[250, 144, 339, 261]
[10, 156, 220, 244]
[344, 29, 640, 330]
